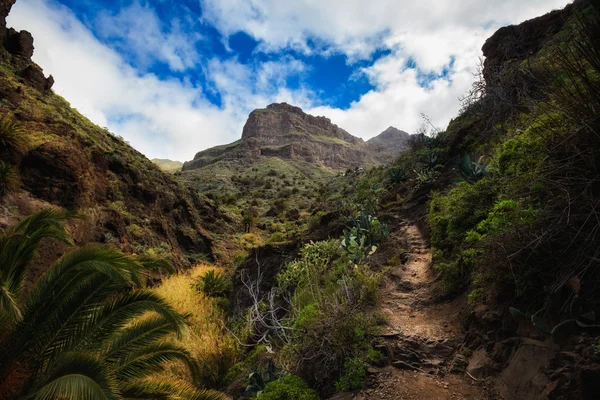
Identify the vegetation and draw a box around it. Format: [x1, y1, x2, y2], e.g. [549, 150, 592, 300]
[153, 265, 238, 389]
[0, 210, 227, 400]
[258, 375, 319, 400]
[421, 4, 600, 338]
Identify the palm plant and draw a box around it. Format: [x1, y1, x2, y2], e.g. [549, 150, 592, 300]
[0, 117, 29, 159]
[0, 210, 228, 400]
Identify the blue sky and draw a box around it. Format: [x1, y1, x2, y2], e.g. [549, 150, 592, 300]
[8, 0, 570, 160]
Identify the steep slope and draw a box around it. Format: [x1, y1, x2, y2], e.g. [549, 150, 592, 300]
[183, 102, 383, 172]
[0, 0, 218, 268]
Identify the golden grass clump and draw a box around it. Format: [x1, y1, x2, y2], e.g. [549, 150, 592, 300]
[152, 264, 239, 387]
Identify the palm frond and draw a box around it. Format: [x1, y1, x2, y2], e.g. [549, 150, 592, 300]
[0, 209, 74, 323]
[23, 352, 119, 400]
[115, 342, 200, 384]
[121, 380, 229, 400]
[101, 315, 174, 363]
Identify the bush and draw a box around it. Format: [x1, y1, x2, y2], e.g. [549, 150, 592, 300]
[336, 357, 365, 392]
[259, 375, 319, 400]
[268, 232, 287, 244]
[193, 269, 231, 298]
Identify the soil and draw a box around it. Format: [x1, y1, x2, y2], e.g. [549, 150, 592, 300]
[340, 220, 495, 399]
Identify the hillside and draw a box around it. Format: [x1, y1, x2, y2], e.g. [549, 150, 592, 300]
[0, 0, 219, 268]
[152, 158, 184, 173]
[2, 1, 600, 400]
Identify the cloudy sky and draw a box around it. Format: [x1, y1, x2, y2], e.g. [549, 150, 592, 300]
[8, 0, 570, 161]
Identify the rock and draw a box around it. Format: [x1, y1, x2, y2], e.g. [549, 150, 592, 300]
[182, 102, 408, 171]
[495, 339, 558, 400]
[392, 360, 421, 371]
[0, 0, 16, 42]
[466, 348, 492, 379]
[481, 2, 575, 86]
[45, 75, 54, 91]
[20, 65, 53, 92]
[366, 127, 411, 161]
[285, 208, 300, 221]
[582, 365, 600, 398]
[367, 367, 379, 375]
[5, 28, 34, 58]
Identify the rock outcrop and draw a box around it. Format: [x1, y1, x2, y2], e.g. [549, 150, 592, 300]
[184, 103, 409, 171]
[481, 1, 577, 85]
[0, 0, 53, 92]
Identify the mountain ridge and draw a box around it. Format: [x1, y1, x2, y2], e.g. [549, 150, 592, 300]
[183, 102, 410, 172]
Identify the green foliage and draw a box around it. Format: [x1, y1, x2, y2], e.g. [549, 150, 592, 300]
[336, 357, 366, 392]
[258, 375, 319, 400]
[222, 345, 267, 387]
[193, 269, 231, 298]
[268, 231, 287, 244]
[0, 160, 19, 197]
[0, 116, 29, 158]
[246, 360, 278, 395]
[342, 211, 390, 263]
[457, 154, 489, 184]
[0, 211, 226, 400]
[388, 166, 407, 185]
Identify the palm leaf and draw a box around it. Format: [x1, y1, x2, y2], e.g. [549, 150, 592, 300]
[22, 352, 119, 400]
[115, 342, 200, 384]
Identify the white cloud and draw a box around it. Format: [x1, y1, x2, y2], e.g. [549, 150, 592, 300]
[202, 0, 571, 139]
[96, 1, 202, 72]
[7, 0, 309, 160]
[7, 0, 572, 161]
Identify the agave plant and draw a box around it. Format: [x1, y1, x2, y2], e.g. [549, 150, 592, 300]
[0, 210, 228, 400]
[457, 154, 489, 184]
[387, 167, 407, 185]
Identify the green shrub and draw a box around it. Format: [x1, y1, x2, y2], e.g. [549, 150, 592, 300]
[0, 117, 29, 158]
[336, 357, 366, 392]
[268, 232, 287, 244]
[193, 269, 231, 298]
[259, 375, 318, 400]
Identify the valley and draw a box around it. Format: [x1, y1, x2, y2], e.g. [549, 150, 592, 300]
[1, 0, 600, 399]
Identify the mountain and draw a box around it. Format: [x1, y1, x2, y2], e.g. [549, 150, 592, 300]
[0, 0, 219, 268]
[367, 126, 411, 160]
[151, 158, 183, 173]
[183, 103, 384, 172]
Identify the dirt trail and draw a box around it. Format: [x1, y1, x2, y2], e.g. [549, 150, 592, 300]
[363, 221, 492, 400]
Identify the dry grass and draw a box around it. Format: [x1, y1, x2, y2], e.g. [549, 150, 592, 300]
[152, 264, 239, 387]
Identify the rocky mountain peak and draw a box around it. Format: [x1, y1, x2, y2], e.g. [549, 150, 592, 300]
[184, 103, 390, 171]
[367, 127, 411, 160]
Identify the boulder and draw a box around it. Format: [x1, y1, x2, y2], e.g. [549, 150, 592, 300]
[466, 348, 492, 379]
[20, 64, 53, 92]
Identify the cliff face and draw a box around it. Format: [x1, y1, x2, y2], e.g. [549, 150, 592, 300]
[183, 103, 382, 171]
[0, 0, 219, 268]
[481, 1, 576, 85]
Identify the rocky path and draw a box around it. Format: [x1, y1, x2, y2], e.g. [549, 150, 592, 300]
[362, 221, 491, 399]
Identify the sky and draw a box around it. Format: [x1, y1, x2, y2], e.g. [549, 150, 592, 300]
[7, 0, 570, 161]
